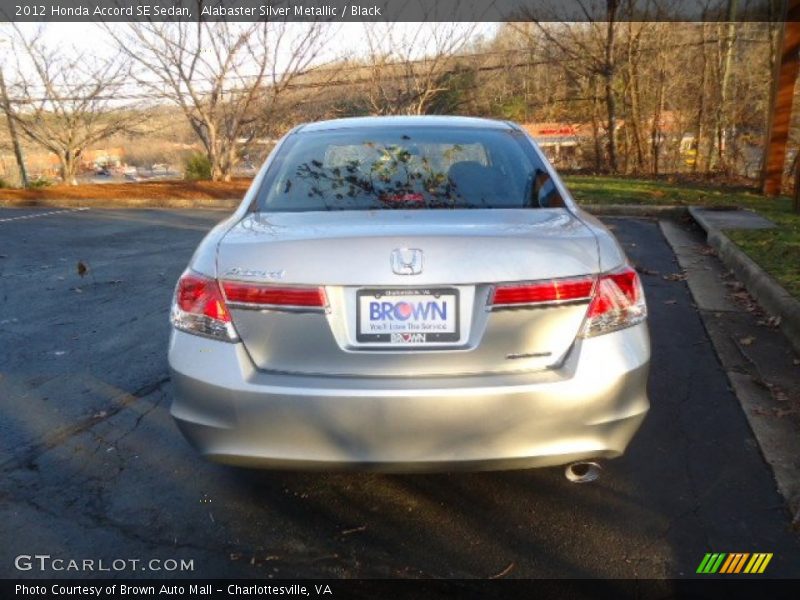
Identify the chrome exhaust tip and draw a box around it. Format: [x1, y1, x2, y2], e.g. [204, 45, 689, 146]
[564, 461, 602, 483]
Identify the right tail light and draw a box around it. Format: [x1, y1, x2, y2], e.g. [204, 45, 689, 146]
[579, 265, 647, 337]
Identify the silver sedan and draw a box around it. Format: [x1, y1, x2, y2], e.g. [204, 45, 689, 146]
[168, 116, 649, 473]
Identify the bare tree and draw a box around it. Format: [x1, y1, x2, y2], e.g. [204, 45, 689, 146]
[362, 22, 479, 115]
[512, 1, 623, 173]
[0, 69, 28, 187]
[5, 27, 137, 185]
[621, 20, 653, 173]
[108, 20, 327, 181]
[709, 0, 740, 173]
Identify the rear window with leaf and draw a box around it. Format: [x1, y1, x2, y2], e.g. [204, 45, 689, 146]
[255, 126, 560, 211]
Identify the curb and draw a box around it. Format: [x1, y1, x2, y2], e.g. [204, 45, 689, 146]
[581, 204, 688, 218]
[0, 197, 240, 210]
[661, 220, 800, 523]
[689, 206, 800, 357]
[1, 198, 686, 216]
[1, 198, 685, 217]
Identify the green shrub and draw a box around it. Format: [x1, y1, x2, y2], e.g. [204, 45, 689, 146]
[184, 153, 212, 180]
[28, 177, 52, 189]
[0, 177, 8, 189]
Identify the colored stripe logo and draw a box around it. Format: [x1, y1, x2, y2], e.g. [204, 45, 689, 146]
[696, 553, 773, 574]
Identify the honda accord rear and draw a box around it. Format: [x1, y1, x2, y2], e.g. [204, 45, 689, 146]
[168, 116, 650, 471]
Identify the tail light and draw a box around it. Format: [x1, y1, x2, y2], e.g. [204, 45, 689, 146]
[579, 265, 647, 337]
[490, 277, 595, 308]
[171, 271, 238, 342]
[488, 266, 646, 337]
[221, 281, 327, 311]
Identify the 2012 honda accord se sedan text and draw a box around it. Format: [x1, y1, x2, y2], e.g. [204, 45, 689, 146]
[168, 116, 650, 472]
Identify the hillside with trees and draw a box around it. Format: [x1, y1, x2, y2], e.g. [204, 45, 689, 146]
[0, 17, 794, 191]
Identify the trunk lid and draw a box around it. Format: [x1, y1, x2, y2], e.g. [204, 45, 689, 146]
[218, 209, 599, 376]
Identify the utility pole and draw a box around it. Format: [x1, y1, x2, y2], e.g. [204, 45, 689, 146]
[761, 0, 800, 206]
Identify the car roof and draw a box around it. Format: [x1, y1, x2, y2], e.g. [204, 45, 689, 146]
[296, 115, 517, 134]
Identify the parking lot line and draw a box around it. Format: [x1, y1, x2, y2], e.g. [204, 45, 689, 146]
[0, 207, 89, 223]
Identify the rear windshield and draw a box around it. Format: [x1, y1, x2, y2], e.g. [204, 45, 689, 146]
[253, 126, 564, 212]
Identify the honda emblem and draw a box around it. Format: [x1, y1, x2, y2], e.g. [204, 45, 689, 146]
[390, 248, 423, 275]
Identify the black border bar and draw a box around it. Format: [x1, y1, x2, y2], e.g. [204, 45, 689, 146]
[4, 579, 800, 600]
[1, 0, 784, 23]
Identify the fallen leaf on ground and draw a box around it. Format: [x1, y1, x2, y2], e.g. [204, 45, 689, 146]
[773, 389, 789, 403]
[662, 272, 687, 281]
[729, 290, 761, 313]
[341, 525, 367, 536]
[775, 408, 797, 418]
[489, 562, 516, 579]
[739, 336, 756, 346]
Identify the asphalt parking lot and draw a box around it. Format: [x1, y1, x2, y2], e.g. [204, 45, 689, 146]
[1, 207, 799, 579]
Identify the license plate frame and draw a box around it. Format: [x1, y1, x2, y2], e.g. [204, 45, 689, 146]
[356, 288, 460, 344]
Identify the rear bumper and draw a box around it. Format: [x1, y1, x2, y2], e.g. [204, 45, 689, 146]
[168, 324, 650, 472]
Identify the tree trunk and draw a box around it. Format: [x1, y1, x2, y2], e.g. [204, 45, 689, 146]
[210, 161, 223, 182]
[590, 77, 603, 172]
[221, 144, 238, 182]
[651, 68, 665, 176]
[208, 142, 223, 182]
[603, 0, 619, 174]
[710, 0, 739, 172]
[621, 123, 630, 173]
[626, 28, 645, 173]
[59, 151, 79, 186]
[719, 4, 738, 174]
[795, 155, 800, 212]
[201, 122, 224, 182]
[693, 23, 709, 174]
[0, 70, 29, 188]
[707, 25, 723, 173]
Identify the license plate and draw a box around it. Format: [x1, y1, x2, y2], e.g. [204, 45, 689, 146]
[356, 288, 459, 344]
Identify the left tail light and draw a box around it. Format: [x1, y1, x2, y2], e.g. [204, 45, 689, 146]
[221, 281, 327, 311]
[171, 270, 238, 342]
